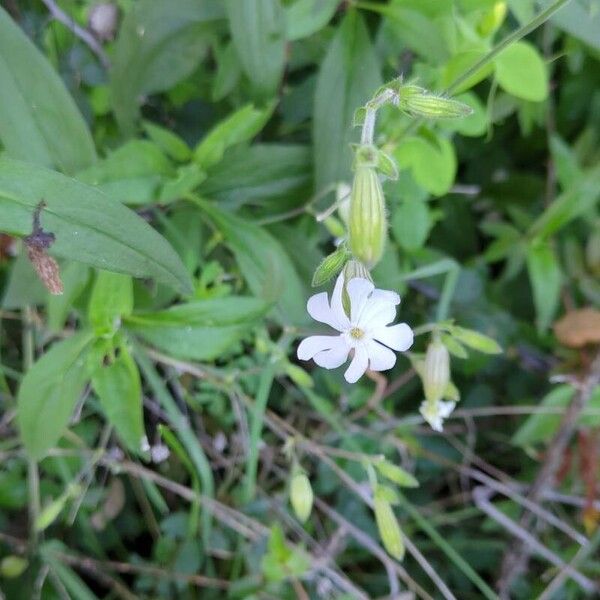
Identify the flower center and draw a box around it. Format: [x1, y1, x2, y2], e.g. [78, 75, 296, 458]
[350, 327, 364, 340]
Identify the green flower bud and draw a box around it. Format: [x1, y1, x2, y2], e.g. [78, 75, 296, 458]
[290, 471, 314, 523]
[348, 165, 387, 268]
[374, 487, 405, 560]
[312, 245, 350, 287]
[398, 86, 473, 119]
[477, 1, 507, 36]
[374, 459, 419, 488]
[423, 338, 450, 404]
[0, 556, 28, 578]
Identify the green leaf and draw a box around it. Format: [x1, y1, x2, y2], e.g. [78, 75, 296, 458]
[125, 297, 270, 360]
[0, 7, 96, 173]
[392, 195, 431, 252]
[17, 332, 94, 459]
[512, 384, 600, 446]
[224, 0, 286, 98]
[88, 271, 134, 335]
[194, 103, 275, 169]
[142, 121, 192, 162]
[494, 41, 548, 102]
[0, 158, 193, 294]
[395, 135, 457, 196]
[47, 262, 90, 332]
[77, 140, 175, 205]
[447, 326, 502, 354]
[285, 0, 339, 41]
[526, 241, 562, 333]
[88, 338, 145, 453]
[199, 144, 312, 210]
[314, 11, 382, 190]
[374, 460, 419, 488]
[529, 166, 600, 239]
[212, 41, 241, 101]
[549, 1, 600, 52]
[196, 201, 308, 325]
[110, 0, 224, 134]
[441, 50, 495, 94]
[364, 4, 448, 63]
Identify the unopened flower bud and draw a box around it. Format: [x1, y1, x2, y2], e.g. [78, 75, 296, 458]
[374, 487, 405, 560]
[477, 1, 507, 36]
[0, 556, 28, 578]
[88, 3, 119, 42]
[290, 471, 313, 523]
[398, 86, 473, 119]
[312, 245, 350, 286]
[348, 165, 387, 268]
[423, 337, 450, 404]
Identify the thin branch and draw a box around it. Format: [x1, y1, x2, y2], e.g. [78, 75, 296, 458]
[40, 0, 111, 69]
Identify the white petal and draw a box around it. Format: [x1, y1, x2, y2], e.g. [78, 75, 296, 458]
[344, 345, 369, 383]
[361, 303, 397, 329]
[330, 274, 350, 329]
[313, 338, 350, 369]
[347, 278, 375, 323]
[371, 289, 400, 306]
[438, 400, 456, 418]
[366, 340, 397, 372]
[307, 292, 341, 330]
[297, 335, 341, 360]
[372, 323, 414, 351]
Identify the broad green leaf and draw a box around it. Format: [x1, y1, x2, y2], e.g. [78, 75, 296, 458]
[199, 144, 312, 210]
[17, 331, 94, 459]
[110, 0, 224, 134]
[77, 140, 174, 205]
[126, 296, 270, 360]
[441, 50, 495, 94]
[1, 249, 46, 309]
[0, 7, 96, 173]
[88, 338, 145, 453]
[441, 92, 487, 137]
[194, 103, 276, 169]
[395, 135, 457, 196]
[0, 158, 193, 294]
[526, 242, 562, 332]
[513, 385, 600, 446]
[212, 41, 241, 102]
[529, 166, 600, 239]
[285, 0, 339, 41]
[196, 201, 308, 325]
[314, 11, 382, 191]
[88, 271, 134, 335]
[225, 0, 286, 98]
[47, 262, 90, 332]
[392, 195, 431, 252]
[370, 5, 448, 63]
[495, 41, 548, 102]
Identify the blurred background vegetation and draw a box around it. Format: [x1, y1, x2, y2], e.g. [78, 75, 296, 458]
[0, 0, 599, 598]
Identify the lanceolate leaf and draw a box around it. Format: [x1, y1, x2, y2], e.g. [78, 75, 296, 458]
[196, 201, 308, 326]
[0, 7, 96, 173]
[17, 332, 94, 459]
[126, 297, 270, 360]
[224, 0, 286, 98]
[0, 158, 193, 294]
[526, 242, 562, 333]
[314, 11, 382, 191]
[89, 338, 145, 454]
[110, 0, 224, 134]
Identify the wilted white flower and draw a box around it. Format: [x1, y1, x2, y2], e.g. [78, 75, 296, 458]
[297, 274, 413, 383]
[419, 399, 456, 432]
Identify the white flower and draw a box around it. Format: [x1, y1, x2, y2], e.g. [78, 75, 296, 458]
[419, 399, 456, 432]
[297, 274, 413, 383]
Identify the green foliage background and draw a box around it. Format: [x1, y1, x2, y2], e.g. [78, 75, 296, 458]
[0, 0, 599, 598]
